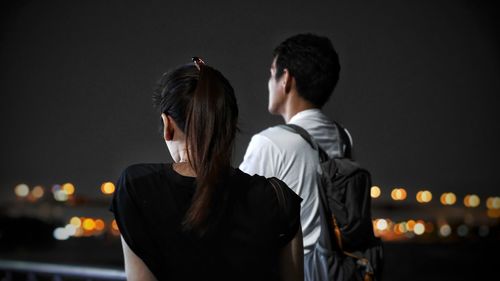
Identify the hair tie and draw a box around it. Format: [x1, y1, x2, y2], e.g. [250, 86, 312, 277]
[191, 57, 206, 70]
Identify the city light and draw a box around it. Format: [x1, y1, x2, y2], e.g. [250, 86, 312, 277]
[464, 194, 480, 208]
[11, 177, 500, 243]
[371, 186, 381, 198]
[53, 227, 70, 240]
[440, 192, 457, 205]
[413, 222, 425, 235]
[82, 218, 96, 231]
[486, 197, 500, 210]
[52, 184, 69, 202]
[111, 219, 119, 231]
[376, 219, 388, 231]
[391, 188, 407, 201]
[416, 190, 432, 203]
[406, 220, 416, 231]
[62, 183, 75, 195]
[14, 184, 30, 197]
[64, 224, 77, 236]
[31, 185, 44, 199]
[95, 219, 105, 231]
[439, 224, 452, 237]
[101, 182, 116, 195]
[70, 217, 82, 227]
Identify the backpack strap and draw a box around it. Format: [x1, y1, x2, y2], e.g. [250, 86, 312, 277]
[281, 122, 352, 160]
[333, 121, 353, 159]
[279, 124, 329, 162]
[280, 124, 342, 250]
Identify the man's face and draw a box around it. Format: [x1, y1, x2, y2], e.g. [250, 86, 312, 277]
[268, 58, 285, 115]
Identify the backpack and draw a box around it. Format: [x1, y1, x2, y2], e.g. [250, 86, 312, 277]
[280, 123, 384, 281]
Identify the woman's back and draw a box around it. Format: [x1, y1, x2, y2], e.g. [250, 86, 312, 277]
[111, 163, 301, 281]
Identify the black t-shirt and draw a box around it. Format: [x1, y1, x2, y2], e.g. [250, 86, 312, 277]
[110, 163, 302, 281]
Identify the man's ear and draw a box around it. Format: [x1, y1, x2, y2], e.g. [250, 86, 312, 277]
[161, 113, 174, 141]
[282, 69, 293, 94]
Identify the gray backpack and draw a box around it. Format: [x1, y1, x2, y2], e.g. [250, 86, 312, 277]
[280, 123, 383, 281]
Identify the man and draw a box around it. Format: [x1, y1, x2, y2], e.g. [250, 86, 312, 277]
[240, 33, 347, 256]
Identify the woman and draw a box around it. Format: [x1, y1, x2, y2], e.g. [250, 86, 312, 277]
[110, 58, 304, 281]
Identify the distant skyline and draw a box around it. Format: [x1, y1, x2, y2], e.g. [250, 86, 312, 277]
[1, 0, 499, 202]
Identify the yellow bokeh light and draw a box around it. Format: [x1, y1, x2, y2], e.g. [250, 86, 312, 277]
[62, 183, 75, 195]
[464, 194, 480, 208]
[406, 220, 416, 231]
[463, 195, 470, 207]
[487, 197, 500, 210]
[82, 218, 96, 231]
[31, 185, 44, 199]
[421, 191, 432, 203]
[397, 222, 408, 233]
[95, 219, 105, 231]
[111, 219, 119, 231]
[69, 217, 82, 227]
[441, 192, 456, 205]
[391, 188, 407, 200]
[371, 186, 381, 198]
[416, 191, 422, 203]
[14, 184, 30, 197]
[101, 182, 116, 195]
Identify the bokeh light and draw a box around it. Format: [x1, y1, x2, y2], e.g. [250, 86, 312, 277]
[440, 192, 457, 205]
[376, 219, 388, 231]
[416, 190, 432, 203]
[464, 194, 480, 208]
[70, 217, 82, 227]
[371, 186, 381, 198]
[14, 184, 30, 197]
[101, 182, 116, 195]
[391, 188, 407, 201]
[111, 219, 119, 231]
[31, 185, 45, 199]
[486, 197, 500, 210]
[62, 183, 75, 195]
[82, 218, 96, 231]
[413, 222, 425, 235]
[439, 224, 452, 237]
[95, 219, 105, 231]
[53, 227, 70, 240]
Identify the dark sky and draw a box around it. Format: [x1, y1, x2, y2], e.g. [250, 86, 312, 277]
[1, 0, 499, 201]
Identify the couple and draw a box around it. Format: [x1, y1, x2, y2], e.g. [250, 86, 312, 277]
[111, 33, 346, 281]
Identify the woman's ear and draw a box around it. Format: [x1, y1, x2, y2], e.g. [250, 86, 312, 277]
[161, 113, 173, 141]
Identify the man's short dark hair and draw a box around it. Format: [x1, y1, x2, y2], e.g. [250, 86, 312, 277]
[273, 33, 340, 108]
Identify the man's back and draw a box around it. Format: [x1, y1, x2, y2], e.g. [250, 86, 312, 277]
[240, 108, 345, 253]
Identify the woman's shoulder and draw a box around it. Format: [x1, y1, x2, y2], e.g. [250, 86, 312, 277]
[232, 169, 302, 207]
[116, 163, 169, 195]
[121, 163, 166, 179]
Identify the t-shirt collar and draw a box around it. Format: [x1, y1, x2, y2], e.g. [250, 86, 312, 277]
[287, 108, 322, 124]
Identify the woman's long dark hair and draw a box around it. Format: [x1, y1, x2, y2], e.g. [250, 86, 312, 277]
[152, 62, 238, 236]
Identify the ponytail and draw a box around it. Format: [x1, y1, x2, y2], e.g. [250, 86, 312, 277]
[183, 64, 238, 235]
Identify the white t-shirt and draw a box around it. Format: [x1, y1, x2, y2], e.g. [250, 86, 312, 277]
[239, 109, 343, 253]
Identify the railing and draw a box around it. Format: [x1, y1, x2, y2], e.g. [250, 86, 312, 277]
[0, 259, 126, 281]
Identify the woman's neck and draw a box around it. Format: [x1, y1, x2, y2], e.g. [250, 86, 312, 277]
[172, 162, 196, 177]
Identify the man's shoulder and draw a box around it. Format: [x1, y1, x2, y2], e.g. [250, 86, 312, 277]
[252, 125, 310, 151]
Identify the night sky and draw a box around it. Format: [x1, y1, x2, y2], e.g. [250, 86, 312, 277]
[1, 0, 499, 202]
